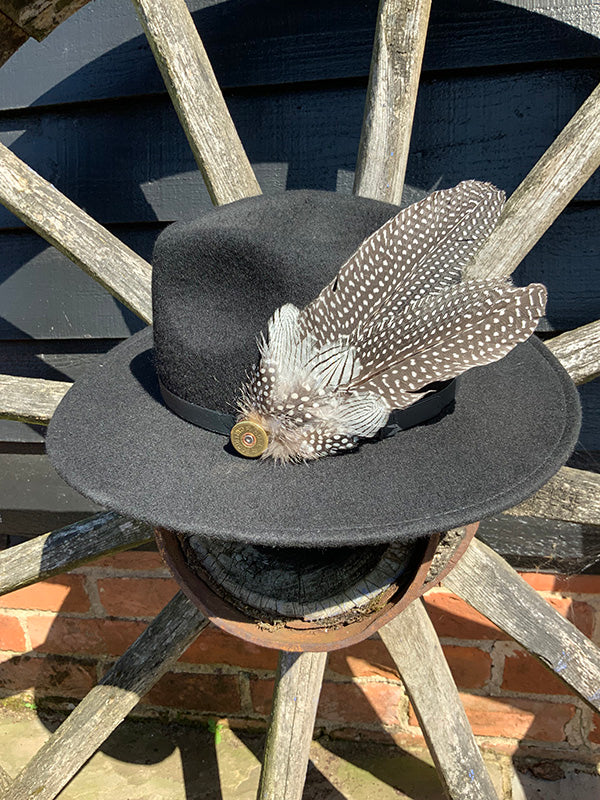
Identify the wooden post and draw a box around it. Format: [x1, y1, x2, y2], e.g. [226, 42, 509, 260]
[132, 0, 261, 206]
[5, 592, 208, 800]
[547, 319, 600, 385]
[0, 143, 152, 321]
[354, 0, 431, 205]
[465, 82, 600, 280]
[0, 374, 71, 424]
[0, 512, 153, 596]
[258, 651, 328, 800]
[380, 601, 499, 800]
[444, 540, 600, 714]
[504, 467, 600, 526]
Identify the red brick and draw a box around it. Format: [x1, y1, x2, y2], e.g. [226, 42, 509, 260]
[590, 714, 600, 745]
[0, 653, 96, 697]
[423, 591, 595, 640]
[182, 626, 279, 670]
[92, 551, 164, 570]
[97, 577, 178, 617]
[0, 614, 26, 651]
[0, 576, 89, 613]
[409, 694, 575, 742]
[144, 671, 240, 713]
[424, 592, 509, 640]
[251, 678, 404, 726]
[545, 597, 595, 638]
[327, 639, 398, 680]
[502, 648, 574, 696]
[443, 645, 491, 689]
[28, 615, 145, 656]
[520, 572, 600, 595]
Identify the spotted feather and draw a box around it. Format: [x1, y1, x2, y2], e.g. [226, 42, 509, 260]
[235, 181, 547, 462]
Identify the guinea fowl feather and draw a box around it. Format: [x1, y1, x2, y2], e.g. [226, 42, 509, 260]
[236, 181, 547, 462]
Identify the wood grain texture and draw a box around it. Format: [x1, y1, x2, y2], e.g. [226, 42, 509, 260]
[465, 81, 600, 280]
[0, 0, 90, 40]
[354, 0, 431, 204]
[5, 591, 208, 800]
[0, 143, 152, 322]
[548, 319, 600, 384]
[0, 374, 71, 424]
[0, 8, 27, 65]
[0, 764, 12, 793]
[258, 650, 327, 800]
[380, 601, 499, 799]
[478, 514, 600, 575]
[444, 539, 600, 713]
[132, 0, 261, 206]
[505, 467, 600, 527]
[0, 512, 153, 595]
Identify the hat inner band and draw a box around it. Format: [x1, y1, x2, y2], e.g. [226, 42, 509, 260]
[158, 377, 457, 439]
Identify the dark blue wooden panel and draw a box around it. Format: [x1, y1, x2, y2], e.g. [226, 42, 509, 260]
[0, 68, 598, 232]
[0, 0, 598, 111]
[0, 227, 157, 338]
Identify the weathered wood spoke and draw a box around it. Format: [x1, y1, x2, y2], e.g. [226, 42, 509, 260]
[0, 143, 152, 321]
[354, 0, 431, 205]
[0, 512, 153, 596]
[444, 539, 600, 714]
[132, 0, 261, 206]
[258, 650, 328, 800]
[0, 374, 71, 424]
[380, 600, 499, 800]
[504, 466, 600, 527]
[548, 319, 600, 385]
[465, 82, 600, 281]
[5, 592, 208, 800]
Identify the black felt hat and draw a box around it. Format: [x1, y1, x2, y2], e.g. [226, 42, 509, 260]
[46, 189, 580, 547]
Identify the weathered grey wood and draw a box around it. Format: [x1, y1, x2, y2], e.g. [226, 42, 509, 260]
[465, 82, 600, 280]
[380, 601, 499, 800]
[354, 0, 431, 204]
[548, 319, 600, 385]
[0, 373, 71, 424]
[258, 650, 328, 800]
[0, 8, 27, 65]
[505, 467, 600, 527]
[5, 591, 208, 800]
[0, 764, 12, 792]
[132, 0, 261, 206]
[0, 512, 153, 595]
[444, 539, 600, 714]
[0, 142, 152, 322]
[0, 0, 90, 40]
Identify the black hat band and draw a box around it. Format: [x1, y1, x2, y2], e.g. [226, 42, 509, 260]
[158, 377, 457, 440]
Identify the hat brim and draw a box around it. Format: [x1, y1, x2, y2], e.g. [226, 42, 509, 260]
[46, 327, 580, 547]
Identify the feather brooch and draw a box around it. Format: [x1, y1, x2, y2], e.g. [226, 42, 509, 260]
[231, 180, 547, 462]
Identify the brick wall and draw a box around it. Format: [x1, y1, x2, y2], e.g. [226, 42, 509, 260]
[1, 551, 600, 764]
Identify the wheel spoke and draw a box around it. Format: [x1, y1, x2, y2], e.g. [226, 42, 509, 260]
[0, 374, 71, 424]
[444, 539, 600, 714]
[258, 650, 327, 800]
[504, 466, 600, 527]
[380, 600, 499, 800]
[0, 512, 153, 595]
[4, 592, 208, 800]
[465, 82, 600, 280]
[548, 319, 600, 385]
[354, 0, 431, 204]
[132, 0, 261, 205]
[0, 143, 152, 321]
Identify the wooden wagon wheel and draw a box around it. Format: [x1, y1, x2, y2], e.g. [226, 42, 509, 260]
[0, 0, 599, 798]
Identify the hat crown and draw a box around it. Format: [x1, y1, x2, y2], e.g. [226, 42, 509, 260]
[151, 190, 400, 413]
